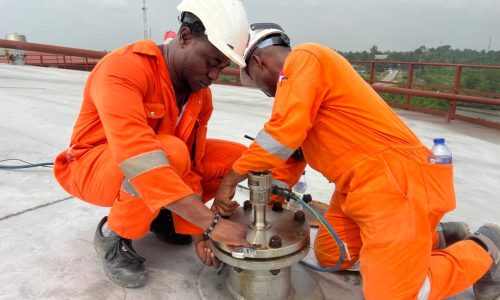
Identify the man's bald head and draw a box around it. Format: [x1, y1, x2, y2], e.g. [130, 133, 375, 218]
[245, 44, 291, 97]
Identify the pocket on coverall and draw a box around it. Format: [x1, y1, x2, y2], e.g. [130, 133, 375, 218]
[421, 162, 456, 218]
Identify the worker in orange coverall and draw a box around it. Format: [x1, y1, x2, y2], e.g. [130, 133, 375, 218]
[53, 0, 253, 288]
[214, 23, 500, 300]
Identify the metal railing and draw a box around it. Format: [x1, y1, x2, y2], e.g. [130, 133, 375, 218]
[0, 38, 105, 71]
[2, 38, 498, 129]
[351, 60, 500, 129]
[0, 38, 240, 78]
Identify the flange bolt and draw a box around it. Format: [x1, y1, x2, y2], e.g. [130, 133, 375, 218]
[269, 235, 282, 248]
[294, 210, 306, 223]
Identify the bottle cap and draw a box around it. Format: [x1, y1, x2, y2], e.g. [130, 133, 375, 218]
[433, 138, 445, 144]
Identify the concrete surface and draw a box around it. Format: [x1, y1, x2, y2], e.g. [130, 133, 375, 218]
[1, 63, 499, 299]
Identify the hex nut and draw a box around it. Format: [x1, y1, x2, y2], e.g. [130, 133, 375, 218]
[269, 235, 282, 248]
[243, 200, 252, 211]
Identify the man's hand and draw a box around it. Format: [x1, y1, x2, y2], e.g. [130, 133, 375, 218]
[214, 183, 239, 216]
[166, 192, 248, 248]
[214, 169, 248, 216]
[211, 218, 249, 247]
[193, 235, 220, 268]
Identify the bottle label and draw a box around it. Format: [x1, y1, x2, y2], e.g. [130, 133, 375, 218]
[292, 181, 307, 194]
[429, 156, 452, 164]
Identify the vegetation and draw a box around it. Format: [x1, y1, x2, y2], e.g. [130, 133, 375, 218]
[341, 45, 500, 66]
[340, 45, 500, 111]
[218, 74, 238, 83]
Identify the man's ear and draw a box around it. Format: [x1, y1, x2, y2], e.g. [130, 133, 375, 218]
[252, 54, 264, 71]
[178, 27, 194, 48]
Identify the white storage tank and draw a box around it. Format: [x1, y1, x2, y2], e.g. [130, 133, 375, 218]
[5, 33, 27, 65]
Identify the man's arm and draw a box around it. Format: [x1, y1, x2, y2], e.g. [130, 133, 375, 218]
[215, 50, 323, 214]
[233, 50, 324, 174]
[166, 193, 248, 246]
[92, 54, 195, 212]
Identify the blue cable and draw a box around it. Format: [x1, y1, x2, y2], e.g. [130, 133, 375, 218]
[0, 159, 53, 169]
[272, 186, 347, 272]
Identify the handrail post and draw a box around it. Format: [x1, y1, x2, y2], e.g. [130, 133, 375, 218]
[447, 66, 462, 123]
[369, 62, 375, 84]
[405, 63, 414, 109]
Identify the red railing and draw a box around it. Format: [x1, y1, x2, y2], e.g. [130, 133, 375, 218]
[2, 39, 499, 129]
[351, 60, 500, 129]
[0, 51, 102, 71]
[0, 38, 240, 80]
[0, 39, 104, 71]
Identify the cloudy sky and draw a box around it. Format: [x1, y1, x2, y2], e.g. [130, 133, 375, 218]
[1, 0, 499, 52]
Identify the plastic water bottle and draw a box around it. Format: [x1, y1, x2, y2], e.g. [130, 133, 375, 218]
[288, 171, 307, 212]
[429, 138, 452, 164]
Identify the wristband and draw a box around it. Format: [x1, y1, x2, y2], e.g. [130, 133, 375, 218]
[203, 212, 221, 239]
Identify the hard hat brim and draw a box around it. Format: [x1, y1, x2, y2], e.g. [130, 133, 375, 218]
[208, 35, 246, 67]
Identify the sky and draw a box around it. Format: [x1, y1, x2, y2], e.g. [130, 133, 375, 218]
[1, 0, 500, 53]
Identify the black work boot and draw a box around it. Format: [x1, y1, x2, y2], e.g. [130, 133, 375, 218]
[468, 224, 500, 300]
[94, 217, 148, 288]
[150, 209, 192, 245]
[437, 221, 471, 249]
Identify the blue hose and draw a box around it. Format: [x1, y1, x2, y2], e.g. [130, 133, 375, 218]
[273, 186, 347, 272]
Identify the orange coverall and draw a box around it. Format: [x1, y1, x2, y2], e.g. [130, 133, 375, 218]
[54, 40, 246, 237]
[233, 43, 493, 299]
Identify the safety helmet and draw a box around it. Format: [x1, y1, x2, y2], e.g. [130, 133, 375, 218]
[177, 0, 249, 67]
[240, 23, 290, 87]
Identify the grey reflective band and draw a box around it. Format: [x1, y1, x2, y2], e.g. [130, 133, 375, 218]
[256, 37, 278, 49]
[119, 150, 169, 180]
[417, 276, 430, 300]
[254, 129, 294, 160]
[122, 179, 140, 198]
[256, 35, 290, 49]
[272, 179, 289, 189]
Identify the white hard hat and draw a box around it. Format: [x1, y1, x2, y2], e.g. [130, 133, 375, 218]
[240, 23, 290, 87]
[177, 0, 249, 67]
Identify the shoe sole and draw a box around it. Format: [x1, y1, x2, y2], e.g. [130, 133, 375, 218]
[473, 224, 500, 300]
[93, 238, 148, 288]
[479, 223, 500, 248]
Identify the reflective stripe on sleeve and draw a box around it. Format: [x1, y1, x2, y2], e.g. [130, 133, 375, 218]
[417, 276, 430, 300]
[254, 129, 294, 160]
[119, 150, 169, 180]
[122, 178, 140, 198]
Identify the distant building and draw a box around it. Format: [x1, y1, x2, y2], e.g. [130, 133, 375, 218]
[353, 65, 367, 74]
[375, 54, 388, 60]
